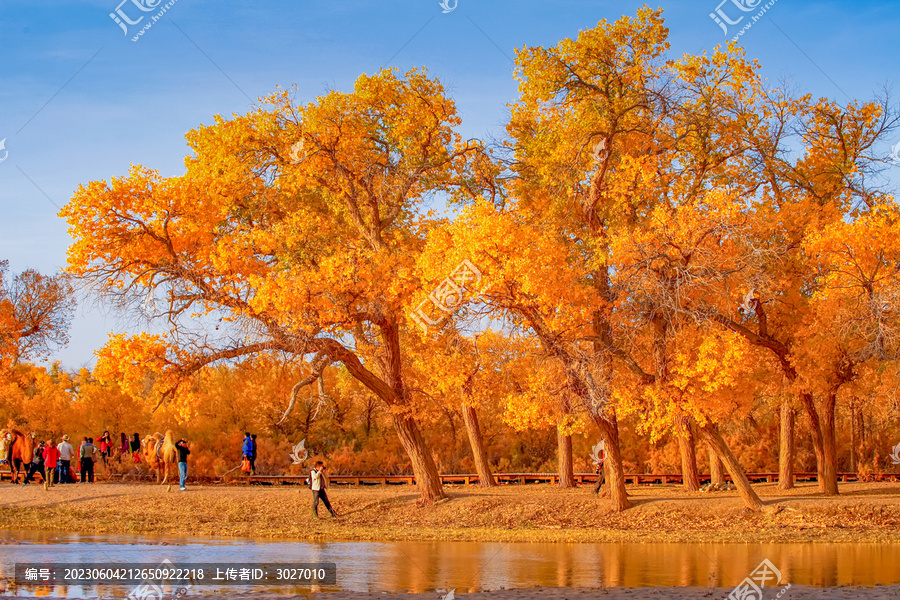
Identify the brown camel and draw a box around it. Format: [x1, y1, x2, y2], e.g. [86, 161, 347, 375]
[9, 430, 35, 484]
[143, 431, 178, 484]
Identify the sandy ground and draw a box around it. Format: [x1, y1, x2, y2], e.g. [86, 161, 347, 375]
[0, 480, 899, 543]
[1, 482, 900, 598]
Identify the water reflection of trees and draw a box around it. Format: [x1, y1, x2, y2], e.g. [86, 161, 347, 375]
[377, 543, 900, 591]
[6, 540, 900, 594]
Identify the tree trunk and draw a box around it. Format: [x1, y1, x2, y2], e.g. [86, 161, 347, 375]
[708, 442, 725, 485]
[698, 423, 765, 512]
[712, 316, 829, 496]
[850, 399, 856, 473]
[392, 413, 446, 503]
[778, 398, 795, 490]
[318, 330, 446, 505]
[821, 391, 839, 495]
[462, 402, 496, 487]
[584, 267, 630, 510]
[364, 396, 375, 436]
[678, 415, 700, 491]
[557, 429, 575, 488]
[592, 413, 632, 510]
[798, 391, 828, 493]
[854, 402, 867, 469]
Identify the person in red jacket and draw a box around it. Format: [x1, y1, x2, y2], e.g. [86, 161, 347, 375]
[42, 439, 60, 487]
[98, 431, 112, 466]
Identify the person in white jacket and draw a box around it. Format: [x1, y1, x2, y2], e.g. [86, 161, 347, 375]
[57, 435, 75, 483]
[310, 461, 337, 519]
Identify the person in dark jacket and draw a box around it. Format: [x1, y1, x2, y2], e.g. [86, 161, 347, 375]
[249, 434, 258, 475]
[176, 438, 190, 491]
[23, 441, 46, 485]
[130, 433, 141, 463]
[79, 437, 95, 483]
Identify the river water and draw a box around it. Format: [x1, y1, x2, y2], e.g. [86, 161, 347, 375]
[0, 530, 898, 597]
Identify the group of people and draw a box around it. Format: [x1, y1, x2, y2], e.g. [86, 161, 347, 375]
[12, 427, 333, 518]
[15, 432, 127, 485]
[17, 434, 72, 485]
[11, 430, 192, 489]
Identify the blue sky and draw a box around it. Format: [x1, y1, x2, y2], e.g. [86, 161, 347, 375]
[1, 0, 898, 369]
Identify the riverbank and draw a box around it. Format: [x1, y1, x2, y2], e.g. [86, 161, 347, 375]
[0, 481, 898, 543]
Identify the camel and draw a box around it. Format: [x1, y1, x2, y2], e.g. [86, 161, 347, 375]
[7, 430, 35, 484]
[142, 431, 178, 484]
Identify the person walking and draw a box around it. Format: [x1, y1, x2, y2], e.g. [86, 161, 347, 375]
[176, 438, 190, 491]
[249, 434, 258, 475]
[43, 439, 59, 486]
[593, 448, 607, 494]
[130, 433, 141, 464]
[23, 441, 46, 485]
[310, 461, 337, 519]
[57, 435, 74, 484]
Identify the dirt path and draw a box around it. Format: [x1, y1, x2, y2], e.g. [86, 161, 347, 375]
[0, 480, 898, 543]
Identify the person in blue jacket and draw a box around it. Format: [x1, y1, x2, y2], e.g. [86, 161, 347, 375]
[242, 432, 253, 471]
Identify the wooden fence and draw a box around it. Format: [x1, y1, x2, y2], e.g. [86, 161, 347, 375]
[2, 469, 897, 485]
[235, 471, 900, 486]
